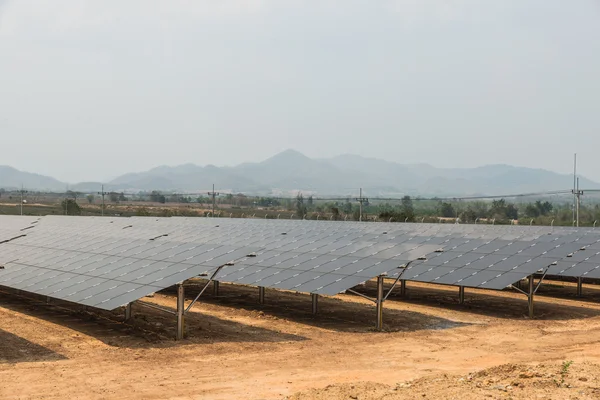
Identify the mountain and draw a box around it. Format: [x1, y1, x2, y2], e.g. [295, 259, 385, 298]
[1, 150, 598, 196]
[106, 163, 263, 192]
[326, 155, 599, 196]
[0, 166, 66, 191]
[232, 150, 370, 193]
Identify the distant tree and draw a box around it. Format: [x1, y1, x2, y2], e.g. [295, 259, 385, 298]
[401, 196, 415, 222]
[489, 199, 506, 216]
[461, 207, 478, 223]
[525, 204, 540, 218]
[119, 192, 127, 202]
[61, 199, 81, 215]
[489, 199, 519, 221]
[86, 194, 95, 204]
[150, 191, 166, 204]
[329, 206, 340, 221]
[506, 204, 519, 220]
[470, 201, 489, 218]
[108, 192, 119, 203]
[342, 199, 353, 214]
[296, 193, 307, 217]
[307, 195, 314, 207]
[439, 202, 456, 218]
[535, 200, 553, 216]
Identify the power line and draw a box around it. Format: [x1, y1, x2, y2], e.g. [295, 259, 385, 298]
[0, 187, 581, 204]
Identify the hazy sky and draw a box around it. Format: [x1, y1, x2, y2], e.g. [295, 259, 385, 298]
[1, 0, 599, 183]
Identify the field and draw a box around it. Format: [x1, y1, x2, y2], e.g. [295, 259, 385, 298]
[2, 279, 600, 399]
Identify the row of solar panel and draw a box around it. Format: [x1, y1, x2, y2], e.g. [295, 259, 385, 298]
[0, 216, 599, 312]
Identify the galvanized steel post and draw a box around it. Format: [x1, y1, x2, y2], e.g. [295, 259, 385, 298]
[459, 286, 465, 304]
[577, 277, 583, 297]
[177, 284, 185, 340]
[213, 280, 220, 297]
[259, 286, 265, 304]
[528, 275, 534, 318]
[125, 302, 133, 321]
[376, 276, 384, 331]
[311, 293, 318, 315]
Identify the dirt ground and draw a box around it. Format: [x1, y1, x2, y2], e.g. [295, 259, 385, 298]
[2, 279, 600, 399]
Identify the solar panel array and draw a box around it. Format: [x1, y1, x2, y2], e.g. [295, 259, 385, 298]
[0, 215, 599, 312]
[393, 227, 600, 289]
[544, 230, 600, 279]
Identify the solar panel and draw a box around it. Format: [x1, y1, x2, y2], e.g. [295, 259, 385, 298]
[2, 215, 599, 315]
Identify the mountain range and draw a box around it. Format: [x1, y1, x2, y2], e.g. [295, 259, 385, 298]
[1, 150, 597, 196]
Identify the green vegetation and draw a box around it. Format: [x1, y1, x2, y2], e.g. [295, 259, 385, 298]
[61, 199, 81, 215]
[555, 360, 574, 387]
[2, 189, 600, 226]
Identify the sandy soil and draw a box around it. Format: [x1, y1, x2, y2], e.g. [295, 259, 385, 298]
[2, 279, 600, 399]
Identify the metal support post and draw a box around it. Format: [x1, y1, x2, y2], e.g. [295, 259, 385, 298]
[213, 280, 220, 297]
[311, 293, 318, 315]
[259, 286, 265, 304]
[376, 276, 384, 331]
[125, 302, 133, 321]
[459, 286, 465, 304]
[577, 277, 583, 297]
[177, 284, 185, 340]
[528, 275, 534, 318]
[400, 279, 406, 296]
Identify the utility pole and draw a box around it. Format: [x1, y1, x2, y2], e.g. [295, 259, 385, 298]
[19, 184, 27, 216]
[355, 188, 368, 222]
[573, 177, 583, 227]
[65, 185, 69, 215]
[573, 153, 577, 226]
[97, 184, 106, 216]
[208, 184, 219, 217]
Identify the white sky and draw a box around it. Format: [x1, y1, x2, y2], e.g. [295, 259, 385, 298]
[1, 0, 599, 183]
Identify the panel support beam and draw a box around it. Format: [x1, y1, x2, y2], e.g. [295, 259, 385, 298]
[528, 275, 534, 319]
[458, 286, 465, 305]
[311, 293, 318, 315]
[577, 277, 583, 297]
[376, 276, 384, 331]
[125, 302, 133, 322]
[186, 264, 226, 313]
[177, 284, 185, 340]
[509, 264, 552, 318]
[259, 286, 265, 304]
